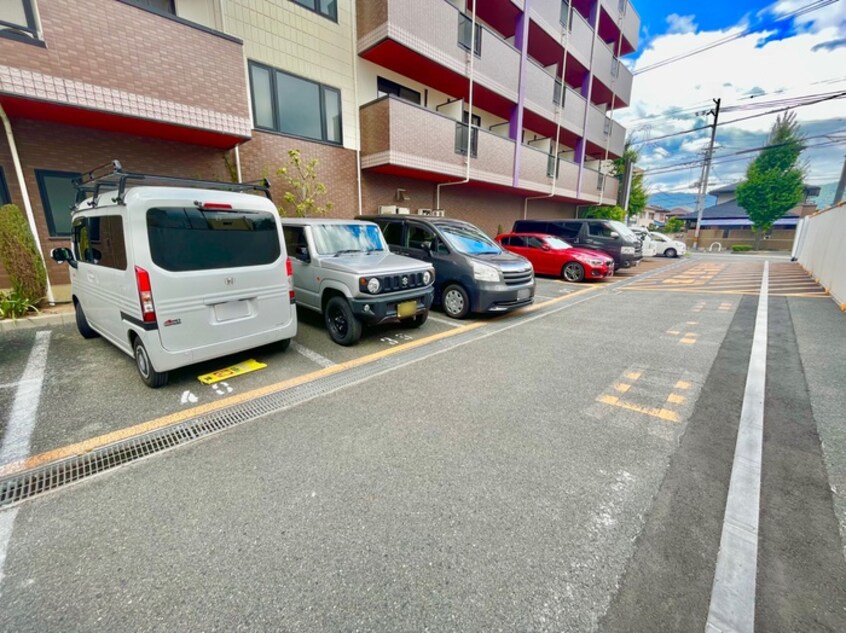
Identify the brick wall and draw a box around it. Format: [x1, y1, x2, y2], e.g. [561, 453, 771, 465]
[362, 172, 577, 236]
[0, 0, 248, 122]
[0, 119, 230, 294]
[238, 131, 359, 218]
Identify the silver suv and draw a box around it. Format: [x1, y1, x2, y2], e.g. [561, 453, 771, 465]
[280, 218, 435, 345]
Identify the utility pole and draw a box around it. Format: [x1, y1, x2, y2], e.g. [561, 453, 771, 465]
[693, 98, 721, 249]
[834, 154, 846, 205]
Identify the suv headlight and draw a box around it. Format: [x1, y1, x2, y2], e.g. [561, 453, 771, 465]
[422, 269, 433, 285]
[621, 246, 635, 255]
[366, 277, 381, 294]
[472, 261, 501, 282]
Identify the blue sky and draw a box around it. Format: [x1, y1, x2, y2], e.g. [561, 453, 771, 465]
[617, 1, 846, 208]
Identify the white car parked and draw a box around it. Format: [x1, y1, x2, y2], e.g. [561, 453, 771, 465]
[629, 226, 657, 257]
[51, 161, 297, 387]
[649, 232, 687, 258]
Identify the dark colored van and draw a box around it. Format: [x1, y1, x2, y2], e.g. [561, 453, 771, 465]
[512, 219, 642, 269]
[363, 215, 535, 319]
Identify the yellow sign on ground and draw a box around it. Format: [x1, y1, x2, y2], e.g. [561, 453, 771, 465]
[198, 359, 267, 385]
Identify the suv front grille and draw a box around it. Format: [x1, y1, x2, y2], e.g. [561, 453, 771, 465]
[381, 272, 425, 293]
[503, 269, 533, 286]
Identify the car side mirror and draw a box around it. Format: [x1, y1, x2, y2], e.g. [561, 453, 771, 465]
[420, 240, 433, 253]
[610, 231, 620, 239]
[51, 247, 78, 269]
[541, 244, 551, 251]
[295, 245, 311, 263]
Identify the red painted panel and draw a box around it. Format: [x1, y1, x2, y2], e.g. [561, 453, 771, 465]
[0, 95, 245, 149]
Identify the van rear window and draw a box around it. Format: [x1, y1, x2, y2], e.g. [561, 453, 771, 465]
[146, 207, 281, 271]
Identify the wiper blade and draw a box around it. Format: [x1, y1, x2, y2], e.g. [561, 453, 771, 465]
[333, 249, 365, 256]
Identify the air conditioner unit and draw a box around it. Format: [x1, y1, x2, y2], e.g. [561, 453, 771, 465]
[379, 205, 409, 215]
[416, 208, 433, 215]
[430, 209, 446, 217]
[396, 207, 411, 215]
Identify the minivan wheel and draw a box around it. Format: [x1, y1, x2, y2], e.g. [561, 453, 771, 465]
[665, 248, 677, 258]
[325, 296, 362, 346]
[442, 284, 469, 319]
[133, 339, 168, 388]
[407, 310, 428, 328]
[75, 301, 100, 339]
[562, 262, 585, 282]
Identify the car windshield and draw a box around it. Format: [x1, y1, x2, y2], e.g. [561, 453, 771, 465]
[544, 236, 572, 250]
[608, 220, 636, 239]
[651, 233, 667, 241]
[440, 224, 502, 255]
[311, 223, 386, 255]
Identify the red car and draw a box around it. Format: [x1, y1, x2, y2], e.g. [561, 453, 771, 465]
[495, 232, 615, 282]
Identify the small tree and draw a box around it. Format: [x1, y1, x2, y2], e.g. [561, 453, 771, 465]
[662, 217, 685, 234]
[0, 203, 47, 305]
[585, 205, 626, 222]
[613, 145, 647, 219]
[736, 112, 805, 249]
[276, 149, 334, 217]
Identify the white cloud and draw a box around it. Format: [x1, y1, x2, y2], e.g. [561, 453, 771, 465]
[665, 14, 698, 35]
[617, 11, 846, 194]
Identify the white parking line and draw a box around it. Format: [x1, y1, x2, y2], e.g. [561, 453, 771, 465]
[0, 507, 18, 591]
[0, 331, 51, 465]
[424, 314, 465, 328]
[291, 341, 335, 368]
[706, 261, 768, 633]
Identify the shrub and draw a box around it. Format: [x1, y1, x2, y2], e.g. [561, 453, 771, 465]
[0, 288, 39, 320]
[0, 203, 47, 304]
[732, 244, 753, 252]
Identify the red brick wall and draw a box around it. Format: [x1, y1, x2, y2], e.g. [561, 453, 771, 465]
[361, 173, 577, 236]
[0, 119, 230, 291]
[238, 131, 359, 218]
[0, 0, 247, 117]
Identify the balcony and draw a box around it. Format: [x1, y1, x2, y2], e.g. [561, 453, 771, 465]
[0, 0, 250, 147]
[586, 105, 625, 157]
[591, 39, 632, 107]
[599, 0, 640, 54]
[360, 96, 515, 188]
[524, 60, 586, 137]
[357, 0, 521, 120]
[527, 1, 593, 69]
[581, 166, 619, 203]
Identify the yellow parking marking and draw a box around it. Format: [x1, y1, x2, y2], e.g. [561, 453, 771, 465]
[667, 329, 681, 335]
[197, 359, 267, 385]
[625, 371, 642, 381]
[597, 394, 680, 423]
[615, 383, 632, 393]
[686, 321, 699, 325]
[0, 320, 488, 478]
[675, 380, 692, 390]
[667, 393, 686, 404]
[680, 336, 697, 345]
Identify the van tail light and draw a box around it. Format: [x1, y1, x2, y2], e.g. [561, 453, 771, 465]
[198, 202, 233, 210]
[286, 257, 295, 304]
[134, 266, 157, 323]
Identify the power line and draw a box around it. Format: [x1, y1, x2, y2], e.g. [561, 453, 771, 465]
[634, 0, 838, 75]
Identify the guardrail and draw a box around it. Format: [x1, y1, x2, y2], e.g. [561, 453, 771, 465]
[793, 204, 846, 309]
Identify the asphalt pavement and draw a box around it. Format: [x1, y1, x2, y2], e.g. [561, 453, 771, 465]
[1, 255, 844, 632]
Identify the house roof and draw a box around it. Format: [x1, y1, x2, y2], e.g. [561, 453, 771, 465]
[679, 198, 800, 221]
[708, 181, 821, 197]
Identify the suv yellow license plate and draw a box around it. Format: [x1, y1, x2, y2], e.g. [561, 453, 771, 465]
[397, 300, 417, 318]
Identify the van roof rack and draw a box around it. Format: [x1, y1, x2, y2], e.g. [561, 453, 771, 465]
[73, 160, 272, 207]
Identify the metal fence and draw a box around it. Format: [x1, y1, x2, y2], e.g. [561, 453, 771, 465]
[793, 204, 846, 309]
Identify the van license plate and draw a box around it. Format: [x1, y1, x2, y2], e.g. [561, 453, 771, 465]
[397, 300, 417, 318]
[517, 288, 531, 299]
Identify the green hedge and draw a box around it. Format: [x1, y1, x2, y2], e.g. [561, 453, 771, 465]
[731, 244, 754, 252]
[0, 203, 47, 304]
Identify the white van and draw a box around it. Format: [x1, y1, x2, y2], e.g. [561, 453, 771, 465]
[51, 162, 297, 388]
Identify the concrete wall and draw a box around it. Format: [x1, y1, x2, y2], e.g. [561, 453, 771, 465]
[796, 205, 846, 309]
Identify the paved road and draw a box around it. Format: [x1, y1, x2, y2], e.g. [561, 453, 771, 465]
[1, 255, 844, 632]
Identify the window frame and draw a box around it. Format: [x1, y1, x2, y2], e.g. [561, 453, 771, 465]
[289, 0, 338, 23]
[121, 0, 176, 16]
[0, 0, 41, 44]
[377, 77, 422, 105]
[457, 14, 482, 57]
[35, 169, 81, 238]
[0, 166, 10, 205]
[73, 215, 128, 271]
[248, 60, 343, 146]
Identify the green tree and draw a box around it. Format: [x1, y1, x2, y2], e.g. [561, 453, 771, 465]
[613, 145, 647, 219]
[0, 203, 47, 306]
[736, 112, 805, 249]
[276, 149, 334, 217]
[661, 216, 685, 234]
[585, 205, 626, 222]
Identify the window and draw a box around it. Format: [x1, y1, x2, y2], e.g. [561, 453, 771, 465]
[0, 0, 38, 40]
[146, 207, 281, 271]
[553, 78, 566, 106]
[505, 235, 526, 247]
[311, 223, 385, 255]
[248, 61, 343, 145]
[0, 166, 10, 204]
[527, 237, 546, 249]
[603, 117, 612, 135]
[125, 0, 176, 15]
[36, 170, 80, 237]
[611, 58, 620, 78]
[458, 14, 482, 56]
[455, 112, 480, 158]
[379, 221, 404, 246]
[597, 172, 606, 191]
[547, 154, 559, 178]
[282, 225, 308, 256]
[377, 77, 421, 105]
[407, 223, 437, 251]
[439, 224, 501, 256]
[561, 222, 583, 239]
[72, 216, 127, 270]
[588, 221, 613, 237]
[559, 0, 570, 26]
[290, 0, 337, 22]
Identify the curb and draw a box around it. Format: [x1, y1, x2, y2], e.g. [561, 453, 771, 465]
[0, 312, 74, 332]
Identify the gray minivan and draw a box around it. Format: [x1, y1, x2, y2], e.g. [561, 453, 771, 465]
[363, 215, 534, 319]
[512, 219, 642, 269]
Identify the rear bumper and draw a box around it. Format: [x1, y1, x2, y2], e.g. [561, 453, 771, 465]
[471, 281, 535, 313]
[350, 287, 434, 325]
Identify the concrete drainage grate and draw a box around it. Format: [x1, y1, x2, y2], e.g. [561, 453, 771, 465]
[0, 325, 488, 508]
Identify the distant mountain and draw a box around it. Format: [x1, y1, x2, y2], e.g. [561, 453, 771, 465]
[809, 182, 839, 209]
[648, 192, 715, 210]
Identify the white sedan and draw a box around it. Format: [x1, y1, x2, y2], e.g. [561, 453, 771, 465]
[649, 232, 686, 258]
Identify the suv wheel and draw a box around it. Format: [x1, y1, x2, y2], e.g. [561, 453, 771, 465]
[442, 284, 469, 319]
[133, 339, 168, 388]
[325, 296, 362, 346]
[562, 262, 585, 282]
[665, 248, 677, 258]
[75, 301, 100, 339]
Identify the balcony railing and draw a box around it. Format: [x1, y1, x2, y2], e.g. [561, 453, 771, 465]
[357, 0, 520, 104]
[592, 39, 633, 104]
[360, 96, 514, 187]
[587, 105, 625, 156]
[599, 0, 640, 50]
[581, 166, 619, 201]
[525, 60, 586, 135]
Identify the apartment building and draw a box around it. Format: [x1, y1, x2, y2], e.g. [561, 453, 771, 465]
[0, 0, 637, 298]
